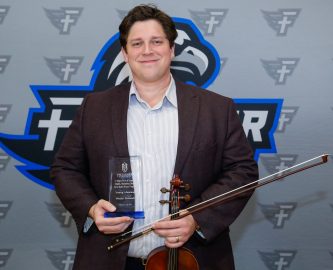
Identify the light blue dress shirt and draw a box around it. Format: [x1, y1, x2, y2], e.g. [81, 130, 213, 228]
[127, 76, 179, 258]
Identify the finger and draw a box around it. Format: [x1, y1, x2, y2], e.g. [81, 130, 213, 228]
[97, 216, 133, 233]
[99, 220, 132, 234]
[153, 227, 182, 238]
[165, 235, 184, 248]
[97, 199, 116, 212]
[152, 219, 180, 230]
[91, 200, 116, 220]
[96, 215, 133, 227]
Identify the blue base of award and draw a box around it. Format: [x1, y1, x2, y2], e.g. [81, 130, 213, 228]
[104, 211, 145, 219]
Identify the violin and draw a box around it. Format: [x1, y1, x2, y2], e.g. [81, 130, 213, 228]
[144, 175, 199, 270]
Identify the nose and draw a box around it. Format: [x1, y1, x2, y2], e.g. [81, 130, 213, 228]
[143, 41, 153, 54]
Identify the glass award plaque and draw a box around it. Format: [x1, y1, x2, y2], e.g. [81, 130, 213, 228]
[104, 156, 144, 219]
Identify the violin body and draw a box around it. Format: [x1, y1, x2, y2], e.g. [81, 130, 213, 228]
[145, 246, 199, 270]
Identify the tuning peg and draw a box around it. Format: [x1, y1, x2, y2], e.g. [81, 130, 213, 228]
[180, 194, 191, 202]
[159, 200, 171, 205]
[180, 183, 190, 191]
[160, 187, 171, 193]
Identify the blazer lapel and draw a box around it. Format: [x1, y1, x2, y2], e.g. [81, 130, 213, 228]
[110, 84, 130, 157]
[174, 82, 200, 175]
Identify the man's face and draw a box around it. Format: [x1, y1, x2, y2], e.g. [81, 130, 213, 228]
[122, 19, 175, 84]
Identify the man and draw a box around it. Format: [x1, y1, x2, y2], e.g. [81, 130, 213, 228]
[51, 4, 258, 270]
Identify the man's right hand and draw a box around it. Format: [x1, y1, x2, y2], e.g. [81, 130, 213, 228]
[88, 199, 133, 234]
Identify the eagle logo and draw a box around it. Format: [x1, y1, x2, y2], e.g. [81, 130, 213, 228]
[0, 18, 280, 189]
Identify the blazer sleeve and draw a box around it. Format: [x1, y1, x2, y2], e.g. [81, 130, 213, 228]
[191, 99, 258, 243]
[50, 95, 99, 233]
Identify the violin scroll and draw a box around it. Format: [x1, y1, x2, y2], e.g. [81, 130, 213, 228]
[159, 175, 191, 205]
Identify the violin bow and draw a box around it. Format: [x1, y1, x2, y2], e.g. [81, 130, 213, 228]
[107, 153, 331, 251]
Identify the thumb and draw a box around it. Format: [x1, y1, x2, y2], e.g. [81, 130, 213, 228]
[98, 199, 116, 212]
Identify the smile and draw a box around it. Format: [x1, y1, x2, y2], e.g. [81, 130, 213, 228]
[139, 59, 159, 64]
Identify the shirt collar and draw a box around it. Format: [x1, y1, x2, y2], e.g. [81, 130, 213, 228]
[129, 75, 177, 109]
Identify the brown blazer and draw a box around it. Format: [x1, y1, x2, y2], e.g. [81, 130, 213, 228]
[51, 81, 258, 270]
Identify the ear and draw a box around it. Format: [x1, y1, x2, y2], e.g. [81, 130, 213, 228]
[171, 45, 175, 58]
[121, 47, 128, 62]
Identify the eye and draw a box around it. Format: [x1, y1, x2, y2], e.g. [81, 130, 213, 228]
[151, 39, 164, 46]
[131, 41, 143, 48]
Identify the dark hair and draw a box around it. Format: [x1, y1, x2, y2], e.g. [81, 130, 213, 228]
[119, 4, 178, 50]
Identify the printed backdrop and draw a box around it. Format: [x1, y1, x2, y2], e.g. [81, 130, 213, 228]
[1, 1, 333, 269]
